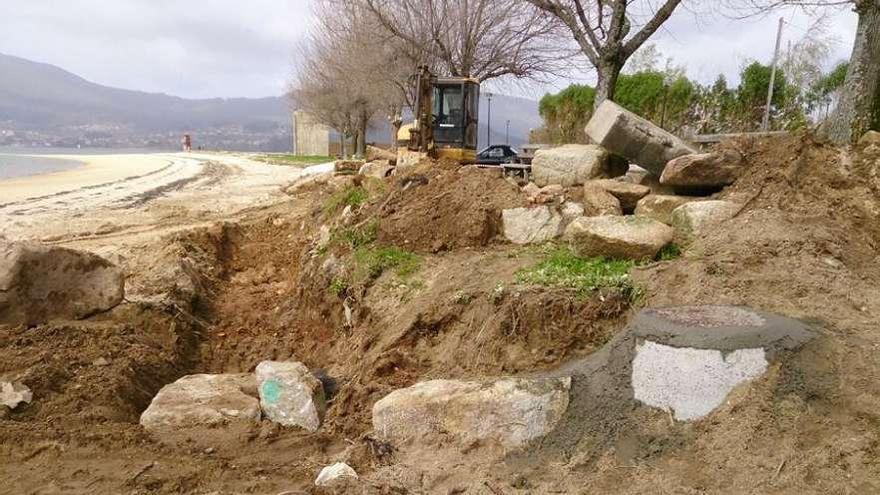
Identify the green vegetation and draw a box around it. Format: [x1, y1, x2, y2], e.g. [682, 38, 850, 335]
[657, 243, 682, 262]
[516, 247, 639, 299]
[255, 154, 334, 167]
[324, 185, 370, 215]
[354, 246, 421, 280]
[329, 277, 348, 296]
[332, 221, 378, 249]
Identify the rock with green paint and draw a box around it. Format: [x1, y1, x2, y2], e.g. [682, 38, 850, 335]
[256, 361, 326, 431]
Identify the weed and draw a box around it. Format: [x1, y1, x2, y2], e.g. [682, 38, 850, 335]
[324, 186, 369, 215]
[255, 154, 334, 166]
[516, 247, 638, 298]
[354, 247, 421, 280]
[329, 277, 348, 296]
[333, 221, 378, 249]
[657, 243, 682, 261]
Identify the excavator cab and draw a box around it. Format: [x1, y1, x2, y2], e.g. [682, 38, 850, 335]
[430, 78, 480, 163]
[400, 66, 480, 165]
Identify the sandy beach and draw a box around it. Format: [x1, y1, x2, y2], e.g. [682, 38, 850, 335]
[0, 152, 314, 248]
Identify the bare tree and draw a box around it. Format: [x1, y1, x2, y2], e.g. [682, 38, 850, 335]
[525, 0, 686, 109]
[733, 0, 879, 143]
[359, 0, 568, 81]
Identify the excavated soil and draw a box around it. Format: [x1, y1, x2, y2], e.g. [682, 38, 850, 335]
[3, 134, 880, 493]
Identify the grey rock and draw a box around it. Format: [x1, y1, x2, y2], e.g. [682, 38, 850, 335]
[372, 377, 570, 451]
[0, 381, 32, 409]
[586, 179, 652, 211]
[531, 145, 620, 187]
[585, 100, 698, 175]
[670, 200, 740, 245]
[0, 240, 125, 326]
[564, 216, 673, 260]
[502, 207, 563, 245]
[660, 149, 743, 192]
[140, 374, 260, 433]
[359, 160, 394, 179]
[315, 462, 359, 487]
[256, 361, 326, 431]
[635, 195, 702, 225]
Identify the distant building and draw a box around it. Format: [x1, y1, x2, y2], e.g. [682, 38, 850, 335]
[292, 110, 330, 156]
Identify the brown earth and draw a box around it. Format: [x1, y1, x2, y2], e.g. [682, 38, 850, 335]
[2, 134, 880, 494]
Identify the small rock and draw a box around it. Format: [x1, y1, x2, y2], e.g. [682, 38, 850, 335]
[0, 381, 32, 409]
[586, 179, 651, 211]
[670, 200, 740, 245]
[315, 462, 358, 487]
[564, 216, 673, 260]
[502, 207, 562, 245]
[531, 184, 565, 204]
[315, 225, 332, 250]
[372, 377, 570, 452]
[358, 160, 394, 179]
[532, 144, 621, 187]
[334, 160, 362, 175]
[256, 361, 326, 431]
[92, 357, 110, 367]
[582, 183, 623, 216]
[635, 195, 701, 225]
[660, 149, 744, 193]
[204, 447, 215, 454]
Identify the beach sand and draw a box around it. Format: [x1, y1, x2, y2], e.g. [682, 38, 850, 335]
[0, 152, 314, 248]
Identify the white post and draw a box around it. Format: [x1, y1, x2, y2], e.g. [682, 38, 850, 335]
[763, 18, 785, 132]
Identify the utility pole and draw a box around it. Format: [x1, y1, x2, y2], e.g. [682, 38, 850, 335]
[763, 17, 784, 132]
[506, 120, 510, 145]
[486, 92, 493, 147]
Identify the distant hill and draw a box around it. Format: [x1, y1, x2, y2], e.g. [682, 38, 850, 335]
[0, 53, 289, 132]
[0, 53, 541, 150]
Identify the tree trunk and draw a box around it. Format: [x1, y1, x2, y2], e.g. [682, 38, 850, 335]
[341, 134, 349, 159]
[390, 111, 403, 152]
[826, 1, 880, 144]
[594, 62, 623, 111]
[355, 112, 369, 158]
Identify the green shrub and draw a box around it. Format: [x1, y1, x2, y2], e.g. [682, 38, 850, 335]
[328, 277, 348, 296]
[333, 221, 378, 249]
[324, 186, 369, 215]
[354, 247, 421, 280]
[516, 247, 639, 298]
[657, 244, 682, 261]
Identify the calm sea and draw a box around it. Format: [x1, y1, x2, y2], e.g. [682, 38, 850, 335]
[0, 147, 172, 180]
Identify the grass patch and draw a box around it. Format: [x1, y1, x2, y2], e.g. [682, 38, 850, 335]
[328, 277, 348, 296]
[324, 186, 370, 215]
[354, 247, 421, 280]
[516, 247, 639, 298]
[657, 243, 682, 261]
[255, 154, 333, 166]
[332, 221, 378, 249]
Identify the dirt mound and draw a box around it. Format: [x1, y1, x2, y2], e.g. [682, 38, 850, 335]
[373, 165, 526, 252]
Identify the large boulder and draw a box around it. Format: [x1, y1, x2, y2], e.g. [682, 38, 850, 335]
[582, 183, 623, 216]
[502, 203, 583, 245]
[586, 179, 651, 212]
[585, 100, 699, 175]
[670, 200, 740, 245]
[372, 377, 570, 451]
[0, 240, 125, 326]
[628, 306, 814, 421]
[256, 361, 326, 431]
[565, 216, 673, 260]
[531, 144, 622, 187]
[635, 194, 702, 225]
[660, 149, 744, 192]
[140, 374, 261, 445]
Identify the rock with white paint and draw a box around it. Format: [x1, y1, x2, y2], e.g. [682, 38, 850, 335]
[628, 306, 814, 421]
[0, 381, 32, 409]
[635, 195, 701, 225]
[0, 240, 125, 326]
[532, 145, 621, 187]
[502, 207, 561, 245]
[140, 374, 260, 439]
[670, 200, 740, 245]
[256, 361, 326, 431]
[315, 462, 359, 487]
[564, 216, 673, 260]
[372, 377, 570, 451]
[585, 100, 699, 175]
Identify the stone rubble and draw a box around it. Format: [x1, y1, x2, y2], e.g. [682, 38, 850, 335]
[0, 381, 32, 409]
[315, 462, 359, 487]
[531, 144, 623, 187]
[660, 149, 744, 192]
[564, 215, 673, 260]
[670, 200, 740, 245]
[635, 194, 702, 225]
[255, 361, 326, 431]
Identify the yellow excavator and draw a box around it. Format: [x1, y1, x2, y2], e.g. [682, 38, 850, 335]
[397, 66, 480, 165]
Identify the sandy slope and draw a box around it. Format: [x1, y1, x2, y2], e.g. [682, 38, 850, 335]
[0, 152, 314, 248]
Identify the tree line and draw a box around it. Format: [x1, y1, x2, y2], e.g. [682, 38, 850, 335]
[291, 0, 878, 155]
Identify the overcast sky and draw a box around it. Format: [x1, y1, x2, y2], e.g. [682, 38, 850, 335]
[0, 1, 859, 100]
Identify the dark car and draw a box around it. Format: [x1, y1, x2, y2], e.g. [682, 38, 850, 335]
[475, 144, 519, 165]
